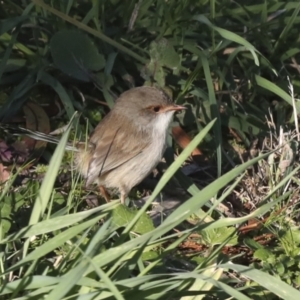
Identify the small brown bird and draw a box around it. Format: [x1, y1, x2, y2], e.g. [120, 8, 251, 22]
[76, 86, 185, 203]
[2, 86, 186, 204]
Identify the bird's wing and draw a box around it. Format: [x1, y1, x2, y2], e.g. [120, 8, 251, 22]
[85, 114, 149, 186]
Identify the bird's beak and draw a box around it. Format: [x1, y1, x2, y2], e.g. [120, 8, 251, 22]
[164, 104, 187, 112]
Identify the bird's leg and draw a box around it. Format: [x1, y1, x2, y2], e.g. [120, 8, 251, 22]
[99, 185, 111, 203]
[120, 191, 128, 205]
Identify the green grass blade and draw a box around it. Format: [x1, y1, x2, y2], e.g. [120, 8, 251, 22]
[256, 75, 300, 112]
[220, 263, 300, 300]
[193, 15, 259, 65]
[1, 202, 118, 243]
[28, 113, 77, 225]
[199, 52, 222, 177]
[37, 71, 75, 119]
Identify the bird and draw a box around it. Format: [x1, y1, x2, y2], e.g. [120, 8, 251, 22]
[1, 86, 186, 204]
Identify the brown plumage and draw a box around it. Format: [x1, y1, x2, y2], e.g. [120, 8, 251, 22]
[75, 86, 185, 203]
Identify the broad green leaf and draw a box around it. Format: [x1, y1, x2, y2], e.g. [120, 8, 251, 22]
[149, 38, 180, 69]
[254, 248, 274, 261]
[112, 205, 154, 234]
[0, 70, 37, 121]
[50, 30, 105, 81]
[0, 16, 29, 35]
[200, 227, 238, 246]
[33, 0, 147, 64]
[281, 227, 300, 246]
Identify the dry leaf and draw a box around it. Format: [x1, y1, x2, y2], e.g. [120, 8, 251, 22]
[0, 163, 10, 183]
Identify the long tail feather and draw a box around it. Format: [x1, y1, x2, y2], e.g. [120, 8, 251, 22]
[0, 124, 79, 152]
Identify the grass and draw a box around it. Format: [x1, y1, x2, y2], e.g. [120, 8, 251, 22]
[1, 0, 300, 299]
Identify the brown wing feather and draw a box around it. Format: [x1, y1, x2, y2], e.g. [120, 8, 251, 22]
[85, 112, 149, 186]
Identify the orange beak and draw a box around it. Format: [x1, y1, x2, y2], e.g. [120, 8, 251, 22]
[163, 104, 187, 112]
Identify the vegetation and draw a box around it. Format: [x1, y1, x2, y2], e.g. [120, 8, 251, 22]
[1, 0, 300, 299]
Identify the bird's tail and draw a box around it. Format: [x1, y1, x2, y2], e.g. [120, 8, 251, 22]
[0, 124, 78, 151]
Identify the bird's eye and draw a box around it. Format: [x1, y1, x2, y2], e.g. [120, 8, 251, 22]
[152, 106, 161, 112]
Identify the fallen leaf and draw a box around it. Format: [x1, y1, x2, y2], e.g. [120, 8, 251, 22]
[0, 141, 13, 163]
[0, 163, 10, 183]
[11, 141, 29, 163]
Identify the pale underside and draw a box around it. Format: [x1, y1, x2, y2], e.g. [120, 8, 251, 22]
[76, 109, 174, 200]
